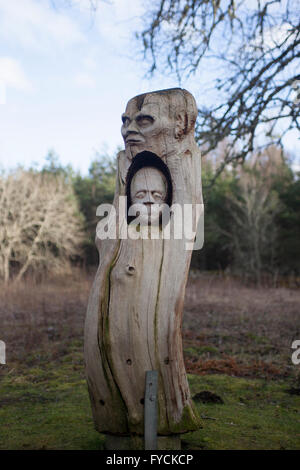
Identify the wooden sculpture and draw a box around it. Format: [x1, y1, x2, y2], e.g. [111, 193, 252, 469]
[84, 88, 203, 448]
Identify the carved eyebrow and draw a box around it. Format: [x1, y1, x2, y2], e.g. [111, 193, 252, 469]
[135, 114, 154, 121]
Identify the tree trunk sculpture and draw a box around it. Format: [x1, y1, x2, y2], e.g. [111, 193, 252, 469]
[84, 88, 203, 443]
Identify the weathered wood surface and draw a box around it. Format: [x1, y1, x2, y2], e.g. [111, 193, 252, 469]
[84, 88, 202, 437]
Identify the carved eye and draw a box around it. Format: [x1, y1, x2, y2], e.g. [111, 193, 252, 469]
[152, 191, 163, 201]
[136, 115, 154, 127]
[135, 191, 146, 199]
[122, 116, 130, 126]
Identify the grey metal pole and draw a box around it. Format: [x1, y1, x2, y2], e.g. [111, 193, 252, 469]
[144, 370, 158, 450]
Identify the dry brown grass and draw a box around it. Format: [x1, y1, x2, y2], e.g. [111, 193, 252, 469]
[183, 271, 300, 379]
[0, 269, 91, 367]
[1, 269, 299, 380]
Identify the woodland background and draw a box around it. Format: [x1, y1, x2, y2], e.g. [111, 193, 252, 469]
[0, 0, 299, 450]
[1, 144, 299, 286]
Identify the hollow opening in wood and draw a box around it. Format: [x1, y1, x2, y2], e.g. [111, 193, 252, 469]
[125, 151, 173, 225]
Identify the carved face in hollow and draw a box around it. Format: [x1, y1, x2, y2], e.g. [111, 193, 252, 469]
[121, 94, 174, 159]
[130, 167, 167, 225]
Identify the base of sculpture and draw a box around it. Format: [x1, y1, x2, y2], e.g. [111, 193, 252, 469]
[105, 435, 181, 451]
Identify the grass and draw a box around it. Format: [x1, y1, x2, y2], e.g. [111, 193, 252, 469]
[0, 345, 299, 450]
[186, 374, 300, 450]
[0, 350, 103, 450]
[183, 272, 300, 380]
[0, 270, 299, 449]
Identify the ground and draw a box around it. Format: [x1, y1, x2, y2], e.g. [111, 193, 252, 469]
[0, 271, 299, 450]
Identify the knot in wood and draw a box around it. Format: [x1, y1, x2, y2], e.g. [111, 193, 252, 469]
[125, 265, 135, 275]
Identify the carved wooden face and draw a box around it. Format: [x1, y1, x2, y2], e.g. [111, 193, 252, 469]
[130, 167, 167, 225]
[121, 94, 174, 159]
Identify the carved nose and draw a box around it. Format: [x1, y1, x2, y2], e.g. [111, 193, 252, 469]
[144, 192, 155, 204]
[126, 120, 139, 134]
[124, 130, 140, 142]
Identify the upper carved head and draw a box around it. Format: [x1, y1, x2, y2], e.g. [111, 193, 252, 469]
[121, 88, 198, 159]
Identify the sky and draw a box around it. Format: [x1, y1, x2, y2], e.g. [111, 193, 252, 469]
[0, 0, 299, 175]
[0, 0, 181, 174]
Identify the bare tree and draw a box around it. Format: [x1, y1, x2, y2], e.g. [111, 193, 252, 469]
[0, 170, 85, 283]
[138, 0, 300, 176]
[223, 148, 283, 284]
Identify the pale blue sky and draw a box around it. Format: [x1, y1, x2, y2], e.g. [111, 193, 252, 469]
[0, 0, 180, 174]
[0, 0, 299, 175]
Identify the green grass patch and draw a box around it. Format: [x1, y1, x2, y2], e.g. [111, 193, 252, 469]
[185, 374, 300, 450]
[0, 360, 299, 450]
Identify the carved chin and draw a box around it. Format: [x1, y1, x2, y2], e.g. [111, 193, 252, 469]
[139, 214, 161, 226]
[126, 144, 145, 158]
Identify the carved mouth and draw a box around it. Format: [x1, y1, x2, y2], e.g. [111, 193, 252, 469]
[125, 138, 143, 145]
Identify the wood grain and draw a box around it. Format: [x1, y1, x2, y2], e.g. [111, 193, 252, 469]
[84, 88, 202, 436]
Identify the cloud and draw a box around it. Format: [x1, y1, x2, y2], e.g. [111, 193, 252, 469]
[0, 0, 86, 51]
[82, 54, 98, 71]
[0, 57, 32, 91]
[93, 0, 144, 50]
[74, 72, 96, 88]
